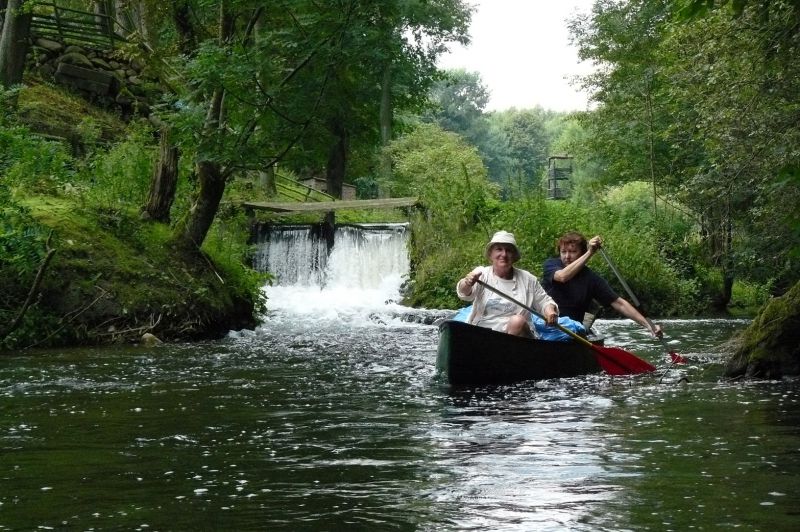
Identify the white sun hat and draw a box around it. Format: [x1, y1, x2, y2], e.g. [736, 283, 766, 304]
[485, 230, 520, 261]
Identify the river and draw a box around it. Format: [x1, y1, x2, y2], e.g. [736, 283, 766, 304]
[1, 226, 798, 530]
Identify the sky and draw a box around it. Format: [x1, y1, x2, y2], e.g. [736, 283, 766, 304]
[437, 0, 595, 113]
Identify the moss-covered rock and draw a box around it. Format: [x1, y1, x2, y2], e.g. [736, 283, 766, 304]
[725, 280, 800, 379]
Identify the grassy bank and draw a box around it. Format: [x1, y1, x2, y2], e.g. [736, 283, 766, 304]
[1, 191, 265, 352]
[1, 83, 265, 351]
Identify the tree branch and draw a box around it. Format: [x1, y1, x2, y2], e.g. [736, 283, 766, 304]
[0, 231, 56, 341]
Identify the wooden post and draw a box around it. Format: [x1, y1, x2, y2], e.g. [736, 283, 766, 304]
[322, 211, 335, 253]
[52, 2, 65, 42]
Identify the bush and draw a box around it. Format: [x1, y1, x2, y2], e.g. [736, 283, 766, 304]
[81, 121, 157, 208]
[385, 124, 501, 308]
[0, 126, 76, 194]
[0, 184, 51, 347]
[203, 208, 270, 316]
[406, 189, 704, 315]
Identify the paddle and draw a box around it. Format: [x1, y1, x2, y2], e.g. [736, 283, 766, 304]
[474, 279, 655, 375]
[597, 247, 686, 364]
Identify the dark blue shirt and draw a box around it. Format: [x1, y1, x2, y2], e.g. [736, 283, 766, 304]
[542, 257, 619, 322]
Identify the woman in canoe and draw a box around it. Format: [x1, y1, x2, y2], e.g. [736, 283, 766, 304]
[457, 231, 559, 337]
[542, 231, 663, 337]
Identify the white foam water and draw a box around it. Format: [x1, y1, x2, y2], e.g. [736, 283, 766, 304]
[254, 224, 415, 327]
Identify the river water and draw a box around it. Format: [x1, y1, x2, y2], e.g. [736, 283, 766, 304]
[2, 226, 798, 530]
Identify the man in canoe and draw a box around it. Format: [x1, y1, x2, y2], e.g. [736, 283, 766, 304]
[457, 231, 559, 337]
[542, 231, 663, 337]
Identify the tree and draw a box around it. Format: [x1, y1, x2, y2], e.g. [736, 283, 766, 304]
[128, 0, 471, 250]
[664, 1, 800, 296]
[427, 68, 489, 135]
[425, 69, 517, 186]
[141, 127, 178, 222]
[139, 0, 201, 222]
[0, 0, 32, 89]
[297, 1, 472, 201]
[385, 122, 496, 236]
[570, 0, 676, 194]
[375, 1, 472, 180]
[172, 0, 240, 251]
[475, 115, 512, 189]
[570, 0, 800, 306]
[499, 108, 552, 192]
[571, 0, 728, 303]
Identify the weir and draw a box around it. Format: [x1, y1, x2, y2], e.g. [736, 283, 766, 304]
[251, 222, 448, 326]
[253, 222, 410, 291]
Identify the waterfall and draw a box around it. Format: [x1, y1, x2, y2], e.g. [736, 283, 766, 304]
[252, 225, 330, 286]
[252, 223, 415, 325]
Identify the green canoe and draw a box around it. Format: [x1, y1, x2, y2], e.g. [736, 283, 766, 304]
[436, 320, 602, 386]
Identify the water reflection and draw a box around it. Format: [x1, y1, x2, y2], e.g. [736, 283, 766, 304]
[4, 300, 800, 531]
[430, 380, 619, 530]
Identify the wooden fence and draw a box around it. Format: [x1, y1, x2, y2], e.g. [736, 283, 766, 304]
[274, 174, 336, 203]
[28, 1, 126, 49]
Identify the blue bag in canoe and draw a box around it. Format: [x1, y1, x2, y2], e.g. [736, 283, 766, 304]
[451, 305, 586, 342]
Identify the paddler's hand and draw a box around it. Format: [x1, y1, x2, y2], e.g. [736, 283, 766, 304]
[588, 235, 602, 253]
[459, 268, 483, 294]
[464, 268, 483, 287]
[544, 304, 559, 326]
[651, 323, 664, 338]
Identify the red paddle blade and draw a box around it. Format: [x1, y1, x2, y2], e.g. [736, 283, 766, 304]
[591, 344, 656, 375]
[669, 352, 687, 364]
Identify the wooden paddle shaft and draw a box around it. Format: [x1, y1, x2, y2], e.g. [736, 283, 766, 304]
[598, 247, 660, 332]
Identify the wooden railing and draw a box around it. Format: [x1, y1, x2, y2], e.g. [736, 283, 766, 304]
[274, 174, 336, 203]
[242, 197, 419, 214]
[29, 1, 127, 49]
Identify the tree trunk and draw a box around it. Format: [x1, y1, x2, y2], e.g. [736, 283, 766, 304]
[141, 127, 179, 223]
[379, 62, 392, 146]
[0, 0, 32, 89]
[325, 118, 348, 199]
[172, 0, 196, 55]
[708, 202, 734, 309]
[172, 2, 233, 251]
[176, 159, 226, 251]
[718, 214, 734, 308]
[258, 164, 277, 196]
[378, 61, 393, 184]
[645, 88, 657, 216]
[173, 85, 226, 250]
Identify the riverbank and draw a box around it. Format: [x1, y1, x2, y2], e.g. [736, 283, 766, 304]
[0, 79, 269, 352]
[1, 194, 262, 352]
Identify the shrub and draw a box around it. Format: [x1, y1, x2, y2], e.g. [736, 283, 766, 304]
[0, 184, 50, 346]
[1, 127, 76, 194]
[81, 121, 157, 208]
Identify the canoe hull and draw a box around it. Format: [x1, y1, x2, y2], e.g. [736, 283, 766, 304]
[436, 320, 602, 386]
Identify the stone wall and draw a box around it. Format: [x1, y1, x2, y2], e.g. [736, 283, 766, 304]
[29, 37, 157, 119]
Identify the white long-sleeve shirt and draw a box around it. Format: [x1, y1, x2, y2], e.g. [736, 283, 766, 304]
[456, 266, 557, 332]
